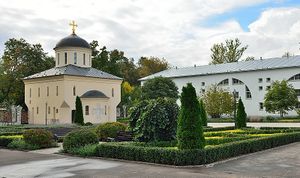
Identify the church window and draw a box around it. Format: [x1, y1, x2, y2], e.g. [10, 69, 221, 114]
[232, 78, 244, 85]
[29, 88, 31, 98]
[37, 107, 39, 114]
[259, 86, 263, 91]
[112, 88, 114, 97]
[258, 78, 263, 83]
[47, 86, 49, 96]
[74, 52, 77, 64]
[201, 82, 205, 86]
[83, 54, 86, 65]
[57, 53, 60, 65]
[64, 52, 68, 64]
[85, 105, 89, 115]
[105, 105, 107, 115]
[56, 109, 59, 113]
[73, 86, 76, 96]
[56, 86, 58, 96]
[48, 106, 50, 114]
[38, 88, 40, 97]
[266, 78, 271, 82]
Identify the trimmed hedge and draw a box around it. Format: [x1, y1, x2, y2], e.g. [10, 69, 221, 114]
[95, 122, 127, 140]
[0, 135, 22, 147]
[96, 132, 300, 166]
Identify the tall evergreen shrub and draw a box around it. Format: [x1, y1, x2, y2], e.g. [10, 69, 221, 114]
[75, 96, 84, 125]
[177, 83, 205, 149]
[236, 98, 247, 128]
[199, 99, 208, 126]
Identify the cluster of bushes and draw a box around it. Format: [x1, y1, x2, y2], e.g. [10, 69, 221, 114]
[0, 129, 56, 150]
[95, 122, 127, 140]
[95, 132, 300, 165]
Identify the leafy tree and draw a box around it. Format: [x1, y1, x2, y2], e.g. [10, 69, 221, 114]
[0, 38, 54, 107]
[130, 98, 179, 142]
[138, 56, 170, 78]
[236, 98, 247, 128]
[199, 99, 208, 126]
[245, 56, 255, 61]
[141, 77, 178, 100]
[210, 38, 248, 64]
[177, 83, 205, 150]
[75, 96, 84, 125]
[264, 80, 298, 117]
[282, 51, 293, 58]
[203, 85, 234, 118]
[120, 81, 135, 117]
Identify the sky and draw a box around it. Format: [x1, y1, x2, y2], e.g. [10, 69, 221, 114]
[0, 0, 300, 67]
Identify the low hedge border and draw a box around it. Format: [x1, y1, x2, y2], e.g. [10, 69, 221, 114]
[0, 135, 22, 147]
[96, 132, 300, 166]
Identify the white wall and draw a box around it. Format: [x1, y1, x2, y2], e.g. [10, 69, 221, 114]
[142, 67, 300, 117]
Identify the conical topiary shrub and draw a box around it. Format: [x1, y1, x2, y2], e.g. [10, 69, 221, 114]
[75, 96, 84, 125]
[199, 99, 208, 127]
[177, 83, 205, 149]
[236, 98, 247, 128]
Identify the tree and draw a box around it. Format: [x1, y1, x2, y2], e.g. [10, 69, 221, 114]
[138, 56, 170, 78]
[177, 83, 205, 149]
[141, 77, 178, 100]
[0, 38, 54, 107]
[199, 99, 208, 126]
[210, 38, 248, 64]
[282, 51, 293, 58]
[264, 80, 298, 117]
[130, 98, 179, 142]
[236, 98, 247, 128]
[203, 85, 234, 118]
[245, 56, 255, 61]
[120, 81, 135, 117]
[75, 96, 84, 125]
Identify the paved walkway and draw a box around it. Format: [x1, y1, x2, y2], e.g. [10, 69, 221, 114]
[0, 142, 299, 177]
[208, 122, 300, 128]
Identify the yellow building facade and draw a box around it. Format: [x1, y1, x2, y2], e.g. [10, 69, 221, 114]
[23, 30, 122, 125]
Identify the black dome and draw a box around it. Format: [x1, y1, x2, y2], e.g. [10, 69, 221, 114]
[54, 34, 90, 49]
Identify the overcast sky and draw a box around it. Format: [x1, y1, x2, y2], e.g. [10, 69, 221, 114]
[0, 0, 300, 67]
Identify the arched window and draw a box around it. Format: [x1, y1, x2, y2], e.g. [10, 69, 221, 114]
[83, 53, 86, 65]
[245, 86, 252, 99]
[73, 86, 76, 96]
[112, 88, 114, 97]
[64, 52, 68, 64]
[74, 52, 77, 64]
[56, 86, 58, 96]
[232, 78, 244, 85]
[47, 86, 49, 96]
[85, 105, 89, 115]
[29, 88, 31, 98]
[38, 88, 40, 97]
[288, 73, 300, 81]
[217, 79, 229, 86]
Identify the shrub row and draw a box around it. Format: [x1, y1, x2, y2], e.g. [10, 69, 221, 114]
[95, 132, 300, 166]
[0, 135, 22, 147]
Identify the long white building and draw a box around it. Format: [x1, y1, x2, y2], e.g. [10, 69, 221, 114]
[140, 56, 300, 117]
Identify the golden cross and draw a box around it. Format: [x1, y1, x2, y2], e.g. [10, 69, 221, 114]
[69, 20, 78, 34]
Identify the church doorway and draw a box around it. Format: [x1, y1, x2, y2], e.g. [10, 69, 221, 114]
[71, 110, 76, 123]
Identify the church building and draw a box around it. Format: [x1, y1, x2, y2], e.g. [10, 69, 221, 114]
[23, 22, 122, 125]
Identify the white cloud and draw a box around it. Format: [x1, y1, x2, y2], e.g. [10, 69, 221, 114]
[0, 0, 299, 67]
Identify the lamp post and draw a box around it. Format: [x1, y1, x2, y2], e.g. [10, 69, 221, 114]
[233, 89, 237, 127]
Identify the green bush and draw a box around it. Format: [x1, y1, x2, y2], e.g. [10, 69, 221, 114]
[95, 122, 127, 140]
[7, 139, 40, 150]
[129, 100, 149, 129]
[23, 129, 54, 148]
[84, 122, 93, 126]
[95, 132, 300, 166]
[177, 83, 205, 149]
[133, 98, 179, 142]
[0, 135, 22, 147]
[199, 99, 208, 126]
[63, 129, 98, 152]
[67, 144, 98, 157]
[236, 98, 247, 128]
